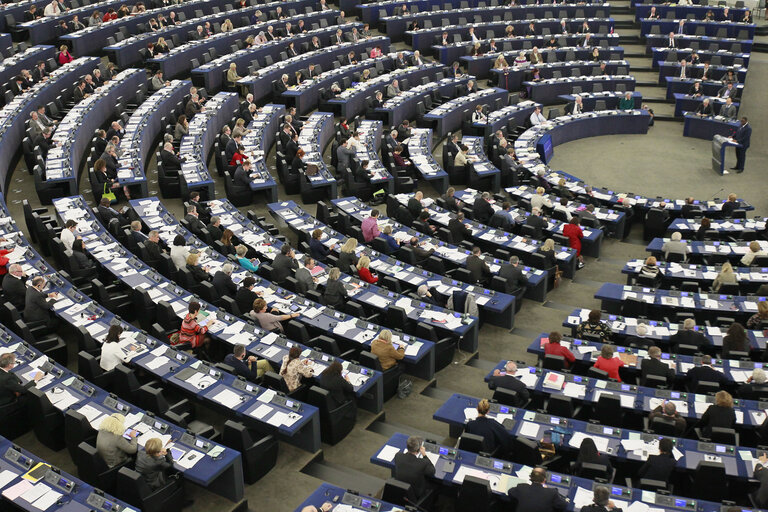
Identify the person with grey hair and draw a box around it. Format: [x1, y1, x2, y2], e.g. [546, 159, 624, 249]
[212, 262, 237, 298]
[739, 367, 768, 400]
[206, 216, 222, 241]
[669, 317, 706, 351]
[581, 485, 623, 512]
[0, 352, 43, 411]
[473, 191, 495, 224]
[393, 436, 435, 504]
[416, 284, 437, 306]
[661, 231, 689, 260]
[625, 322, 652, 348]
[648, 396, 686, 435]
[687, 354, 727, 391]
[641, 345, 674, 386]
[489, 360, 530, 406]
[499, 255, 528, 291]
[3, 264, 27, 308]
[295, 256, 317, 294]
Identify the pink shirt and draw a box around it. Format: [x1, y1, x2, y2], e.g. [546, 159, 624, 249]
[361, 216, 380, 242]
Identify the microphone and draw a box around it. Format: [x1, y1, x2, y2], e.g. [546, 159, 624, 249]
[710, 187, 724, 200]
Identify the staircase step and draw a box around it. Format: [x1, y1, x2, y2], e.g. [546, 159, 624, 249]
[639, 97, 671, 103]
[366, 414, 445, 442]
[636, 80, 664, 87]
[301, 456, 385, 497]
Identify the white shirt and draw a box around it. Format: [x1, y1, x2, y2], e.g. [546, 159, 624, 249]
[530, 112, 546, 125]
[531, 194, 553, 211]
[554, 204, 573, 221]
[100, 342, 130, 371]
[170, 246, 190, 270]
[61, 228, 76, 251]
[44, 2, 60, 15]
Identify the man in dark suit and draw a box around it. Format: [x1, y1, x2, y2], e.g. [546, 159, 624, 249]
[730, 116, 751, 173]
[669, 318, 706, 351]
[235, 277, 259, 314]
[184, 94, 203, 118]
[188, 191, 211, 224]
[508, 467, 568, 512]
[212, 263, 237, 298]
[223, 344, 270, 382]
[449, 212, 472, 244]
[34, 128, 55, 159]
[106, 121, 124, 142]
[636, 437, 676, 482]
[407, 191, 424, 218]
[488, 361, 530, 406]
[3, 264, 27, 309]
[753, 455, 768, 509]
[97, 197, 128, 226]
[408, 237, 435, 265]
[466, 247, 491, 284]
[525, 208, 548, 239]
[129, 221, 147, 246]
[225, 131, 242, 167]
[207, 217, 223, 242]
[499, 256, 527, 291]
[184, 206, 206, 237]
[144, 231, 164, 262]
[694, 98, 713, 116]
[93, 130, 108, 158]
[160, 142, 184, 169]
[24, 276, 58, 328]
[0, 353, 43, 410]
[641, 346, 675, 386]
[393, 436, 435, 504]
[473, 192, 495, 224]
[686, 355, 727, 391]
[272, 244, 298, 284]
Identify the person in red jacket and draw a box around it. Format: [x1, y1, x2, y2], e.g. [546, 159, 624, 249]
[563, 216, 584, 269]
[356, 255, 378, 284]
[57, 45, 73, 65]
[543, 331, 576, 368]
[593, 344, 625, 381]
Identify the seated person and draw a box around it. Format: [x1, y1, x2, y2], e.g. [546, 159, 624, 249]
[371, 329, 404, 370]
[648, 400, 687, 435]
[465, 399, 512, 455]
[280, 346, 313, 392]
[224, 343, 271, 381]
[250, 298, 299, 333]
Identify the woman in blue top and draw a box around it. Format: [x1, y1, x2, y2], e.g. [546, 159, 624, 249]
[380, 225, 401, 254]
[236, 245, 259, 272]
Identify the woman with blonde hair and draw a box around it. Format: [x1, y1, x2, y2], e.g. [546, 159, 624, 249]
[747, 300, 768, 330]
[338, 238, 359, 271]
[136, 437, 174, 489]
[539, 238, 557, 269]
[371, 329, 404, 370]
[96, 413, 137, 467]
[357, 255, 378, 283]
[493, 54, 508, 69]
[697, 390, 736, 437]
[712, 261, 737, 292]
[221, 19, 234, 32]
[323, 267, 347, 308]
[185, 252, 209, 282]
[155, 36, 169, 54]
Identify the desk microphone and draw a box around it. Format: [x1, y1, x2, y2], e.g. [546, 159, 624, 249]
[710, 187, 724, 200]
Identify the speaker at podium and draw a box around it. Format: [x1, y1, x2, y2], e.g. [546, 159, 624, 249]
[711, 134, 739, 175]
